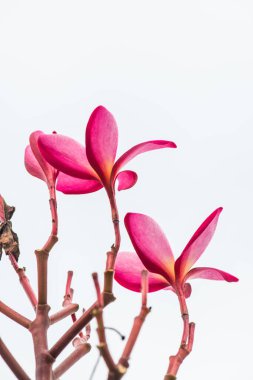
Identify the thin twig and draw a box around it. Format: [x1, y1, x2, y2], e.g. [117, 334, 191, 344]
[62, 271, 84, 338]
[89, 354, 101, 380]
[8, 254, 37, 309]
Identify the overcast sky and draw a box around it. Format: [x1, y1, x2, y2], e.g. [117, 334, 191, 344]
[0, 1, 252, 379]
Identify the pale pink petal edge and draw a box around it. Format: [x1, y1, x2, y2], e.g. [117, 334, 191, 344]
[115, 251, 170, 293]
[184, 267, 239, 282]
[24, 146, 47, 182]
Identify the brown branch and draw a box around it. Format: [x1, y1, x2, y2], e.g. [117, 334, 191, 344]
[92, 273, 117, 373]
[93, 271, 150, 380]
[53, 338, 91, 379]
[29, 304, 55, 380]
[49, 291, 115, 359]
[35, 235, 58, 305]
[0, 338, 31, 380]
[50, 303, 79, 325]
[8, 254, 37, 309]
[27, 186, 58, 379]
[0, 300, 31, 328]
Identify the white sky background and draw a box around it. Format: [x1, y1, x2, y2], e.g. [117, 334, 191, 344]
[0, 1, 252, 379]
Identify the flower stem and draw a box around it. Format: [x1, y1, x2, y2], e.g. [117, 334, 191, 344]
[164, 292, 195, 378]
[104, 188, 121, 293]
[48, 185, 58, 236]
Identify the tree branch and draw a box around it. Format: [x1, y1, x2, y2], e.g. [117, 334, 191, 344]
[50, 303, 79, 325]
[53, 338, 91, 379]
[0, 300, 31, 328]
[8, 253, 37, 310]
[35, 235, 58, 305]
[0, 338, 31, 380]
[49, 291, 115, 359]
[92, 273, 117, 373]
[117, 270, 151, 375]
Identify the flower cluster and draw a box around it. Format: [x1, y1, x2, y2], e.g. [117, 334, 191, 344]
[24, 104, 238, 378]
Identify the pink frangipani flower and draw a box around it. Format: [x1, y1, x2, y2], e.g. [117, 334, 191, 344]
[25, 131, 59, 235]
[115, 208, 238, 297]
[25, 131, 58, 189]
[36, 106, 176, 196]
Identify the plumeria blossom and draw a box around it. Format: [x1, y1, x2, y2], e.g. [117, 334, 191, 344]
[115, 208, 238, 297]
[25, 131, 58, 189]
[36, 106, 176, 195]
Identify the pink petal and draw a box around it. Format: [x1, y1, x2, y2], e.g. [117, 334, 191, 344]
[175, 208, 223, 280]
[24, 146, 47, 182]
[116, 170, 138, 191]
[30, 131, 57, 184]
[183, 283, 192, 298]
[112, 140, 177, 178]
[125, 213, 175, 283]
[0, 195, 6, 223]
[164, 283, 191, 298]
[85, 106, 118, 184]
[115, 251, 170, 292]
[38, 134, 98, 180]
[56, 172, 103, 194]
[184, 267, 239, 282]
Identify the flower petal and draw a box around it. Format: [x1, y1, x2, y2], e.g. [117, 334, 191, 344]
[86, 106, 118, 184]
[125, 213, 175, 283]
[115, 251, 170, 292]
[175, 208, 223, 280]
[0, 195, 6, 224]
[56, 172, 103, 194]
[30, 131, 57, 184]
[38, 133, 97, 180]
[24, 146, 47, 182]
[112, 140, 177, 178]
[184, 267, 239, 282]
[183, 283, 192, 298]
[116, 170, 138, 191]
